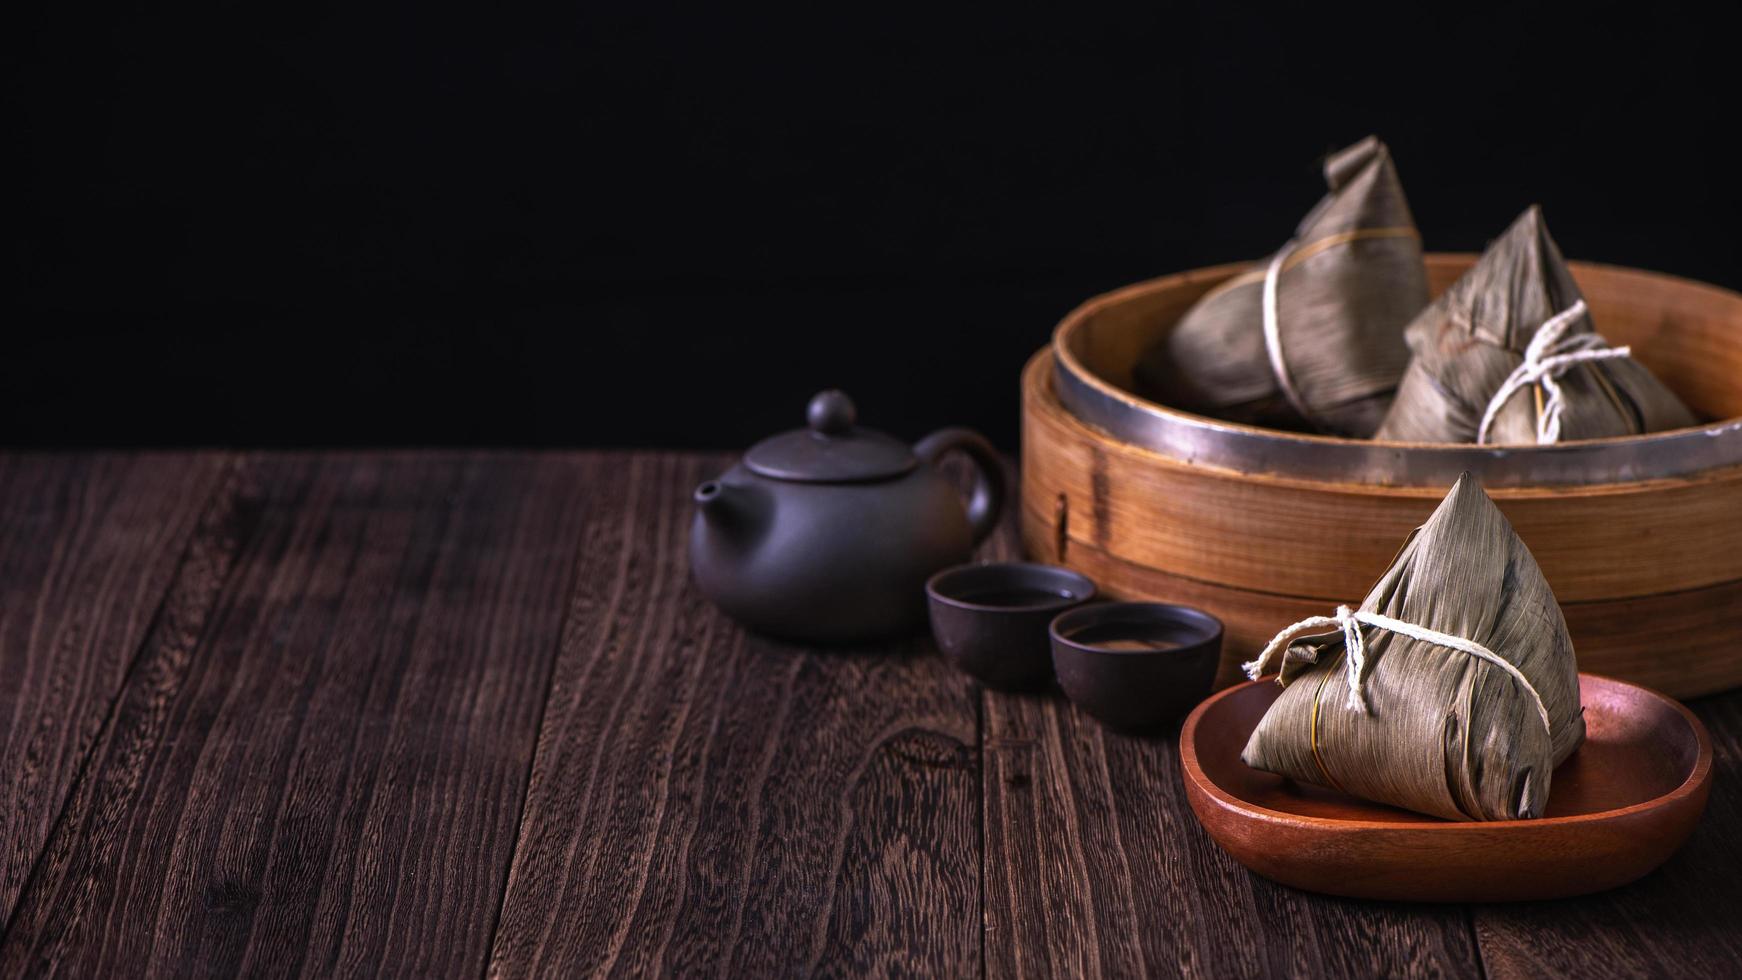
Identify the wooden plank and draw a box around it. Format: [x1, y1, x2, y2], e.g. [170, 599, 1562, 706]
[0, 453, 595, 978]
[486, 454, 982, 978]
[1474, 689, 1742, 979]
[0, 453, 232, 923]
[982, 693, 1487, 978]
[6, 447, 1728, 977]
[979, 512, 1483, 979]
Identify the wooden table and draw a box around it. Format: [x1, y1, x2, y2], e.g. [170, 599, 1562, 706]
[0, 452, 1737, 978]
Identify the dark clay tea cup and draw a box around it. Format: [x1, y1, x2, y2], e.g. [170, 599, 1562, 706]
[926, 562, 1096, 690]
[1050, 602, 1222, 731]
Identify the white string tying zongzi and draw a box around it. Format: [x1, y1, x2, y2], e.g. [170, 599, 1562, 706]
[1257, 226, 1420, 428]
[1475, 299, 1634, 445]
[1242, 604, 1553, 738]
[1261, 240, 1312, 421]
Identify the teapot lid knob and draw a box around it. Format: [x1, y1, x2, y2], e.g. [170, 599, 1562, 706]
[807, 390, 856, 435]
[743, 389, 916, 483]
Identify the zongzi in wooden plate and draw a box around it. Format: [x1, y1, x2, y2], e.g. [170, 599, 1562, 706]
[1178, 673, 1712, 902]
[1239, 473, 1583, 822]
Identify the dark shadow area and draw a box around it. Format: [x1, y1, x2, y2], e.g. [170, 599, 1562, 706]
[10, 2, 1735, 449]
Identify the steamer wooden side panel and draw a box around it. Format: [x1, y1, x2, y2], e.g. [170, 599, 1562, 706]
[1022, 515, 1742, 699]
[1023, 352, 1742, 603]
[1022, 353, 1742, 700]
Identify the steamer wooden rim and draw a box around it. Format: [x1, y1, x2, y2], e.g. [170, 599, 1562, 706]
[1052, 254, 1742, 487]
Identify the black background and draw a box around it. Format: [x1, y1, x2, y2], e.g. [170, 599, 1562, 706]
[10, 2, 1737, 450]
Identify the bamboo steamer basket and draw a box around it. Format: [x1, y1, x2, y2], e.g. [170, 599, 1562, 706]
[1023, 255, 1742, 698]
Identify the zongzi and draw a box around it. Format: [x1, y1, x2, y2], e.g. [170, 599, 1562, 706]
[1240, 474, 1584, 822]
[1375, 206, 1697, 444]
[1133, 136, 1427, 437]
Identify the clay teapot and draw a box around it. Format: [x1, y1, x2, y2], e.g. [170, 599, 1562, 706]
[691, 390, 1005, 642]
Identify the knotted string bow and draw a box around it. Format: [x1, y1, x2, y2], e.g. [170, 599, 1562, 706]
[1242, 604, 1552, 738]
[1476, 299, 1633, 445]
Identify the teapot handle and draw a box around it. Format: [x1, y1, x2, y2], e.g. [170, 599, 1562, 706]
[913, 428, 1006, 547]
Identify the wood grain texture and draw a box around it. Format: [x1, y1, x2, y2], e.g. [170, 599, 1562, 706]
[0, 453, 232, 922]
[0, 450, 1737, 979]
[1473, 689, 1742, 980]
[0, 453, 595, 978]
[486, 454, 982, 978]
[981, 692, 1485, 979]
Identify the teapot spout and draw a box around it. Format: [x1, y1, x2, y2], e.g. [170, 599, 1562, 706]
[694, 479, 743, 533]
[692, 476, 773, 564]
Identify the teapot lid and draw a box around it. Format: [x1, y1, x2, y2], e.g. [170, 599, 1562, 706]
[744, 390, 917, 483]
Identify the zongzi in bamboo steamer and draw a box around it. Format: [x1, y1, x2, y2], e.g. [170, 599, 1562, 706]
[1240, 474, 1584, 821]
[1375, 206, 1698, 444]
[1133, 136, 1426, 437]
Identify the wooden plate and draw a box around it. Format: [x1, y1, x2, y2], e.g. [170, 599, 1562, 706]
[1179, 673, 1714, 902]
